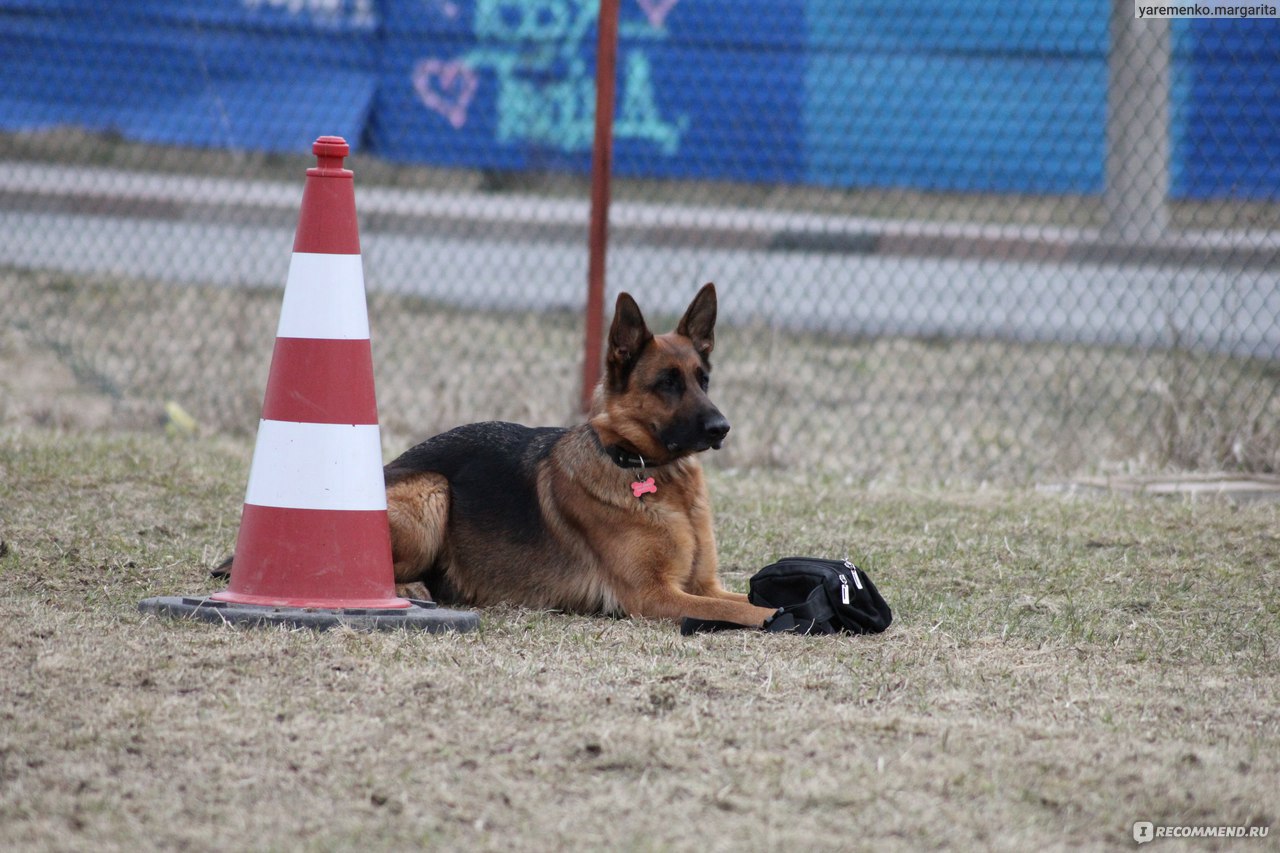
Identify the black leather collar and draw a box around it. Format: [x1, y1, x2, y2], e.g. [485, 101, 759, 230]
[591, 427, 657, 470]
[605, 444, 648, 469]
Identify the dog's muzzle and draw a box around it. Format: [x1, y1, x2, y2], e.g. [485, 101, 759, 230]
[660, 409, 731, 454]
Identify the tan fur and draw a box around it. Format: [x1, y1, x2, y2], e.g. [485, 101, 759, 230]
[386, 472, 449, 581]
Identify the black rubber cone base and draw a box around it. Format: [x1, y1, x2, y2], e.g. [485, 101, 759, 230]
[139, 595, 479, 633]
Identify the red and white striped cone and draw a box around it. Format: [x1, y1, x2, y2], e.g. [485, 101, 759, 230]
[213, 136, 401, 610]
[140, 137, 477, 632]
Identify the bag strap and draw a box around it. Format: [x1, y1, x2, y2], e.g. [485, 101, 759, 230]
[679, 615, 756, 635]
[762, 584, 838, 635]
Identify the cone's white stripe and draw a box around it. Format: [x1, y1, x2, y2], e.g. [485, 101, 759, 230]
[276, 253, 370, 340]
[244, 419, 386, 511]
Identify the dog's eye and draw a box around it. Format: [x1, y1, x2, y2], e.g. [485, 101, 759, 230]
[653, 369, 684, 396]
[696, 368, 709, 391]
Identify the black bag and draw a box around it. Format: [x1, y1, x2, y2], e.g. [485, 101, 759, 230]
[751, 557, 892, 635]
[681, 557, 892, 636]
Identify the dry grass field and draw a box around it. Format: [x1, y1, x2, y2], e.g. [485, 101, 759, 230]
[1, 423, 1277, 851]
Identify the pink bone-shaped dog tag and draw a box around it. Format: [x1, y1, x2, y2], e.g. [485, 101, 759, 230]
[631, 477, 657, 498]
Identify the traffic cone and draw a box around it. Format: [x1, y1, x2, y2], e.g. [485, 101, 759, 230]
[213, 135, 397, 610]
[140, 136, 477, 632]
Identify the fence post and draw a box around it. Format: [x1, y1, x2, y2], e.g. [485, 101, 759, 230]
[1106, 0, 1171, 243]
[581, 0, 621, 414]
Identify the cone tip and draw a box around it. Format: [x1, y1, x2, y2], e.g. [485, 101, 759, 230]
[310, 136, 352, 177]
[313, 136, 349, 158]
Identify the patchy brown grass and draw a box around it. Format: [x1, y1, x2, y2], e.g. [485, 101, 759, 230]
[0, 428, 1276, 850]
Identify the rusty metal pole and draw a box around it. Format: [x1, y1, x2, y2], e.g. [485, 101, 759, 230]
[581, 0, 621, 414]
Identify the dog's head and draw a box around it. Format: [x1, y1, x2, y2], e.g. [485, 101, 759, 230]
[591, 283, 730, 464]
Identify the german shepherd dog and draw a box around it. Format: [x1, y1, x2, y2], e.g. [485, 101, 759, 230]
[384, 284, 777, 627]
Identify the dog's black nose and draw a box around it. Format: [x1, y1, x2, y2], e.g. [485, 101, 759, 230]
[702, 414, 730, 444]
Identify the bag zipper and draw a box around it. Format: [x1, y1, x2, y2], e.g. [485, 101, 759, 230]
[843, 559, 864, 591]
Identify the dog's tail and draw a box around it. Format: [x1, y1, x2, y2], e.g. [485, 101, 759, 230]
[210, 554, 233, 579]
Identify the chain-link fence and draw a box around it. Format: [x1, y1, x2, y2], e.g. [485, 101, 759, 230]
[2, 1, 1278, 482]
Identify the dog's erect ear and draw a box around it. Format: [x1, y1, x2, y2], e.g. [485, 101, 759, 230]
[607, 292, 653, 387]
[676, 282, 717, 360]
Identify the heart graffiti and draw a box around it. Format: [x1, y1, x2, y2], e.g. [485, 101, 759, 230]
[412, 58, 478, 130]
[636, 0, 679, 27]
